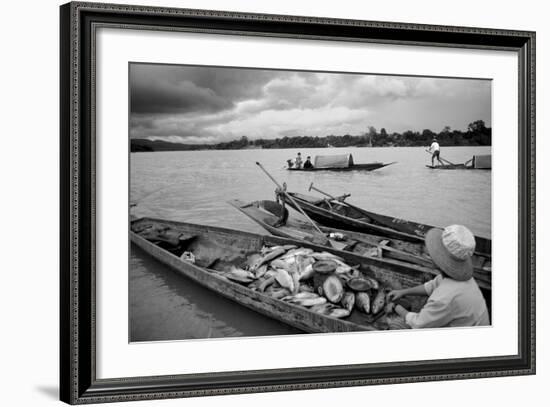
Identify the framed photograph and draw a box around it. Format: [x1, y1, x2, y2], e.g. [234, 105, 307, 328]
[60, 1, 535, 404]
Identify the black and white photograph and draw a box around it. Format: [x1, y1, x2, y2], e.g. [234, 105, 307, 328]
[129, 63, 492, 342]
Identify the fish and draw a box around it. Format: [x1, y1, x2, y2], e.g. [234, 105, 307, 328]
[258, 276, 276, 292]
[347, 277, 374, 292]
[291, 297, 327, 307]
[299, 264, 315, 281]
[355, 292, 371, 314]
[266, 287, 291, 300]
[332, 259, 358, 274]
[252, 247, 286, 270]
[270, 258, 297, 273]
[311, 251, 344, 262]
[364, 276, 380, 290]
[337, 272, 353, 283]
[280, 248, 314, 260]
[310, 303, 335, 315]
[246, 253, 263, 269]
[282, 292, 319, 301]
[299, 284, 314, 293]
[274, 268, 295, 292]
[290, 270, 301, 294]
[255, 264, 268, 279]
[371, 290, 386, 314]
[260, 245, 295, 255]
[296, 255, 315, 274]
[227, 266, 255, 280]
[322, 275, 344, 304]
[226, 273, 254, 284]
[341, 292, 355, 311]
[327, 308, 351, 319]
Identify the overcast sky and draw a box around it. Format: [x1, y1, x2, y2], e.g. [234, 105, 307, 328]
[130, 63, 491, 144]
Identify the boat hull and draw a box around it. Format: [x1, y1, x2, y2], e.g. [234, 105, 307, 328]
[282, 192, 491, 257]
[287, 162, 395, 172]
[131, 218, 433, 333]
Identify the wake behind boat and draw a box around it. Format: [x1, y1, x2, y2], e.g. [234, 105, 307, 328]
[286, 153, 395, 172]
[131, 217, 435, 333]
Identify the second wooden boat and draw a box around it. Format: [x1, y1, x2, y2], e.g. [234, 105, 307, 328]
[229, 199, 491, 292]
[280, 192, 491, 257]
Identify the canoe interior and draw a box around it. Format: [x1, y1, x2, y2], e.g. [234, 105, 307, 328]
[131, 217, 436, 333]
[229, 199, 491, 296]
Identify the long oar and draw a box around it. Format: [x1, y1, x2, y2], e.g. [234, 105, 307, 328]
[425, 149, 456, 166]
[309, 182, 350, 202]
[255, 162, 326, 236]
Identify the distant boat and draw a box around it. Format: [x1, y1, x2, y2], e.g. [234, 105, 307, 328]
[427, 154, 491, 170]
[287, 154, 395, 172]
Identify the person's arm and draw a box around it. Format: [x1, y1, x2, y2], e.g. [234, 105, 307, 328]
[388, 275, 442, 302]
[404, 299, 455, 329]
[387, 283, 429, 302]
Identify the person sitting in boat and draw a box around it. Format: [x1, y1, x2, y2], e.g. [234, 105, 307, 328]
[303, 156, 314, 169]
[386, 225, 489, 329]
[428, 137, 444, 167]
[294, 152, 303, 169]
[286, 159, 294, 168]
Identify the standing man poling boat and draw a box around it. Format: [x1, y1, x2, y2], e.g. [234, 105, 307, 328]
[294, 152, 303, 169]
[386, 225, 490, 329]
[428, 137, 444, 167]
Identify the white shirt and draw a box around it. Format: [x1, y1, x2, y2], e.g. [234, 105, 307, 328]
[429, 141, 440, 152]
[405, 275, 490, 329]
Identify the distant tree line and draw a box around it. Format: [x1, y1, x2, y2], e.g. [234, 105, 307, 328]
[131, 120, 491, 152]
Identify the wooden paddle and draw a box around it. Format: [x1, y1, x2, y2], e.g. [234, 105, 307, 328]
[309, 182, 350, 201]
[425, 149, 456, 166]
[255, 162, 327, 238]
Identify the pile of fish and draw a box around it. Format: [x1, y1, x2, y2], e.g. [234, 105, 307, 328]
[211, 244, 389, 320]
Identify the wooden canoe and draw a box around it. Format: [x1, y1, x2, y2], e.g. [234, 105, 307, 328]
[287, 162, 395, 172]
[426, 164, 472, 169]
[426, 154, 491, 170]
[281, 192, 491, 257]
[425, 164, 489, 170]
[131, 217, 438, 333]
[228, 199, 491, 292]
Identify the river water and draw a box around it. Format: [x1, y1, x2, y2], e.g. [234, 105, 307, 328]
[130, 146, 491, 342]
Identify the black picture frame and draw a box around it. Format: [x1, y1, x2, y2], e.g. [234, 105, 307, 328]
[60, 1, 536, 404]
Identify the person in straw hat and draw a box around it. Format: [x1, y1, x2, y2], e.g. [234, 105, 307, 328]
[387, 225, 490, 329]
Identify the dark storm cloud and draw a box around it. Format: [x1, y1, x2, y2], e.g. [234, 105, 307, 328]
[130, 64, 286, 114]
[129, 64, 492, 143]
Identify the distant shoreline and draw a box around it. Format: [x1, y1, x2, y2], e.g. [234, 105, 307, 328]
[130, 144, 492, 153]
[131, 122, 491, 153]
